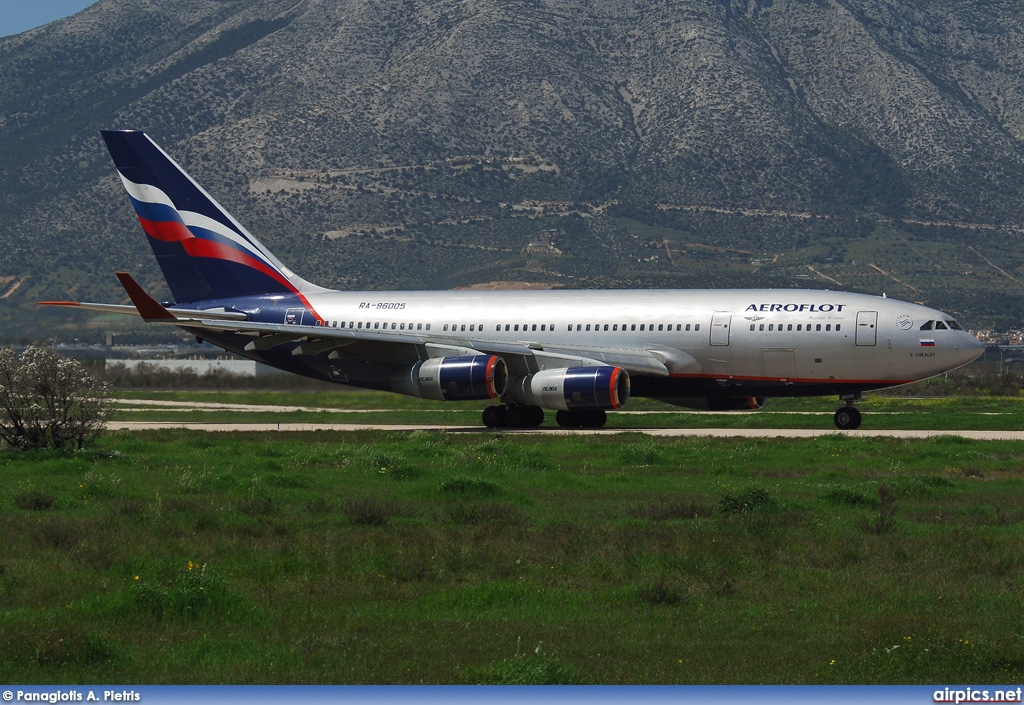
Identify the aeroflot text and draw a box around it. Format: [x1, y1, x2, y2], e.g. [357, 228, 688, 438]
[934, 687, 1023, 703]
[746, 303, 846, 313]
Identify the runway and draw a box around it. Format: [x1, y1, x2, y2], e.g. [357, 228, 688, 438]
[107, 421, 1024, 441]
[109, 398, 1024, 439]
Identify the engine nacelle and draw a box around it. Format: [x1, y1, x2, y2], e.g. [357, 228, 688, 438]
[510, 366, 630, 411]
[390, 355, 508, 401]
[659, 396, 767, 411]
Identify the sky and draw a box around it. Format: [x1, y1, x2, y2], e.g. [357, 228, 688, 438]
[0, 0, 97, 37]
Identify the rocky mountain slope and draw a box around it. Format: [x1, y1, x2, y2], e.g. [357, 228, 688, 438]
[3, 0, 1024, 336]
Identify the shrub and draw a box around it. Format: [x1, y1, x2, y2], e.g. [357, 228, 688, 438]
[0, 346, 111, 451]
[439, 476, 501, 497]
[471, 642, 577, 684]
[637, 578, 688, 606]
[342, 497, 393, 526]
[719, 486, 774, 513]
[866, 484, 898, 534]
[13, 489, 55, 511]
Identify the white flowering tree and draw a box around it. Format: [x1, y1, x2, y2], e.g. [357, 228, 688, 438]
[0, 346, 112, 451]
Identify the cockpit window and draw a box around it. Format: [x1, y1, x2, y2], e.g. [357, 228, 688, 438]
[920, 320, 933, 331]
[934, 321, 948, 330]
[946, 319, 964, 331]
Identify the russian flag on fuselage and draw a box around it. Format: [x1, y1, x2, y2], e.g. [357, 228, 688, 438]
[101, 130, 301, 305]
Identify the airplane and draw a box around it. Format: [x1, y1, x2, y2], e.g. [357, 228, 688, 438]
[40, 130, 985, 430]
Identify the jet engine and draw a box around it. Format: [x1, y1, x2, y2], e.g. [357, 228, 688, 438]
[391, 355, 508, 401]
[659, 396, 767, 411]
[510, 366, 630, 410]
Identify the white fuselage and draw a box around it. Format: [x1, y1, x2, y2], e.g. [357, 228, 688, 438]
[280, 287, 982, 395]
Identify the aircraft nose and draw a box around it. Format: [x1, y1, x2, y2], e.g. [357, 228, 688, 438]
[957, 333, 986, 366]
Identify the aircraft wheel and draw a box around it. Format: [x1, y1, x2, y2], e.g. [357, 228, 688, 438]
[833, 406, 862, 430]
[504, 405, 527, 428]
[528, 406, 545, 427]
[482, 405, 506, 428]
[586, 410, 608, 428]
[555, 410, 578, 428]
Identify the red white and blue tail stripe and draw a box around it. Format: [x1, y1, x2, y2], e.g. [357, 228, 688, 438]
[101, 130, 323, 306]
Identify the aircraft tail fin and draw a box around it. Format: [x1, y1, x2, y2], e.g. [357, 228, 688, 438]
[101, 130, 322, 304]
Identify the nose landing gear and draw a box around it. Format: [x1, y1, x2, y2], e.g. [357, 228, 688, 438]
[833, 394, 862, 430]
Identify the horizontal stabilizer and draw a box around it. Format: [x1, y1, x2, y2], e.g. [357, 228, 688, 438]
[115, 272, 177, 321]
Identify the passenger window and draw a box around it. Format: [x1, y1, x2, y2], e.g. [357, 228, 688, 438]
[750, 324, 755, 331]
[695, 324, 700, 331]
[836, 324, 841, 332]
[815, 324, 821, 331]
[577, 324, 582, 331]
[768, 324, 774, 331]
[787, 324, 793, 331]
[425, 324, 430, 330]
[461, 324, 466, 332]
[640, 325, 645, 331]
[604, 324, 609, 331]
[631, 324, 636, 331]
[658, 324, 663, 331]
[686, 324, 691, 331]
[586, 324, 591, 331]
[826, 324, 831, 331]
[759, 324, 764, 331]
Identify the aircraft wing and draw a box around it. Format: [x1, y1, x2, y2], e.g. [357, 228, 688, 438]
[40, 273, 694, 377]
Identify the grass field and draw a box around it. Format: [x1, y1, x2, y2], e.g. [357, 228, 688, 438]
[2, 393, 1024, 683]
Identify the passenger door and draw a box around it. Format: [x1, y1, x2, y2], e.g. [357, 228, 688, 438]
[710, 313, 731, 346]
[856, 311, 877, 346]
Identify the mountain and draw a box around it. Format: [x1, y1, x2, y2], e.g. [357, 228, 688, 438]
[3, 0, 1024, 339]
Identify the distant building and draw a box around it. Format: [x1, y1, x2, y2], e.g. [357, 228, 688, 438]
[106, 359, 258, 376]
[522, 229, 563, 256]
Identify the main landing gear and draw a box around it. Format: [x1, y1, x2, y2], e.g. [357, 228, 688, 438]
[482, 404, 544, 428]
[482, 405, 610, 429]
[833, 394, 863, 430]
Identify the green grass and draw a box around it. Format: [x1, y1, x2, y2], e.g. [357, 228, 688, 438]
[2, 421, 1024, 683]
